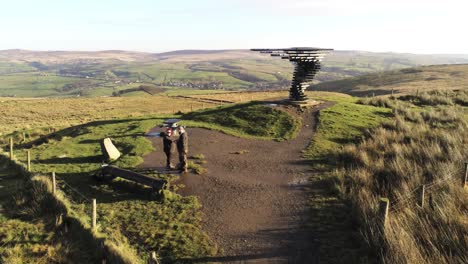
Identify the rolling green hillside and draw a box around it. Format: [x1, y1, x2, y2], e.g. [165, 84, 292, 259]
[312, 64, 468, 96]
[1, 49, 467, 98]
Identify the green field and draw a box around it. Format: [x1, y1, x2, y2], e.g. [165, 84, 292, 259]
[2, 100, 315, 262]
[1, 49, 467, 98]
[313, 64, 468, 96]
[0, 166, 99, 263]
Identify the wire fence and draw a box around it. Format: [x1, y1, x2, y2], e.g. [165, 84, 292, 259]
[0, 184, 20, 192]
[364, 166, 465, 226]
[389, 168, 460, 213]
[52, 174, 97, 231]
[54, 174, 91, 204]
[0, 174, 93, 251]
[0, 150, 149, 263]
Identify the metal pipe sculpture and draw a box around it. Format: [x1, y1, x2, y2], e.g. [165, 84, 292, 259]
[251, 47, 333, 102]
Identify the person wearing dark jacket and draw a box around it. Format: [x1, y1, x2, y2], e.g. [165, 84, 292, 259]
[161, 128, 175, 169]
[176, 126, 188, 173]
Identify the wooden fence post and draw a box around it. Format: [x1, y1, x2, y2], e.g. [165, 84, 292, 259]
[148, 251, 160, 264]
[22, 132, 26, 142]
[190, 104, 193, 112]
[27, 150, 31, 172]
[92, 199, 97, 231]
[418, 185, 425, 207]
[52, 172, 56, 195]
[463, 162, 468, 188]
[379, 198, 389, 228]
[100, 241, 106, 264]
[9, 137, 13, 160]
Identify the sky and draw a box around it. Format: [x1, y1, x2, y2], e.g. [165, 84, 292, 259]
[0, 0, 467, 54]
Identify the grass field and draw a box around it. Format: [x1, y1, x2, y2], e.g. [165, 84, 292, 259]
[303, 96, 392, 164]
[297, 93, 393, 263]
[333, 93, 468, 263]
[0, 166, 98, 263]
[1, 83, 466, 262]
[314, 64, 468, 96]
[2, 97, 311, 261]
[0, 90, 338, 137]
[6, 115, 218, 261]
[0, 95, 216, 137]
[1, 49, 467, 98]
[0, 55, 286, 98]
[298, 90, 467, 263]
[183, 102, 301, 140]
[0, 62, 36, 74]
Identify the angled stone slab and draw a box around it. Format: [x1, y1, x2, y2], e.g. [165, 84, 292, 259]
[100, 138, 121, 162]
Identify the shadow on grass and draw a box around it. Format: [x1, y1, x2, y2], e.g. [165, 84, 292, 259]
[54, 171, 164, 204]
[12, 116, 164, 150]
[77, 133, 146, 144]
[183, 100, 296, 120]
[0, 171, 103, 262]
[182, 101, 258, 119]
[36, 155, 102, 164]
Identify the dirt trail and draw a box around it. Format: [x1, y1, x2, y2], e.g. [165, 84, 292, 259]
[140, 103, 333, 263]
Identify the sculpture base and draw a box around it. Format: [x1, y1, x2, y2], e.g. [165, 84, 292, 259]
[289, 99, 309, 105]
[288, 99, 321, 107]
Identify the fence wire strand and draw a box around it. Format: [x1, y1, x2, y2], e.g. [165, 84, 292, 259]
[54, 174, 91, 203]
[363, 167, 464, 224]
[377, 168, 461, 216]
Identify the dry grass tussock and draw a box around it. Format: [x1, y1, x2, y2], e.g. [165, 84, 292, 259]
[0, 95, 211, 136]
[338, 92, 467, 263]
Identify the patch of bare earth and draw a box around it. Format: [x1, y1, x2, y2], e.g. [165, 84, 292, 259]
[140, 103, 333, 263]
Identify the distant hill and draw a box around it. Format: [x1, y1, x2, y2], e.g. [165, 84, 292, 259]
[0, 49, 467, 97]
[0, 49, 153, 63]
[0, 49, 267, 63]
[311, 64, 468, 97]
[2, 49, 467, 65]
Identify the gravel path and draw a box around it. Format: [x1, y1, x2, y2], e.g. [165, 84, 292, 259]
[139, 103, 332, 263]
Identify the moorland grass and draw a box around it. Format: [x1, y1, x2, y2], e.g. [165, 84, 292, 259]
[334, 93, 467, 263]
[1, 91, 380, 261]
[303, 96, 392, 164]
[0, 166, 100, 263]
[0, 95, 211, 136]
[6, 116, 219, 260]
[3, 98, 303, 261]
[298, 94, 393, 263]
[314, 64, 468, 97]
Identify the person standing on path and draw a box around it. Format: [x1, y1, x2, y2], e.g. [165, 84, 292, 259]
[161, 127, 175, 169]
[176, 126, 188, 173]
